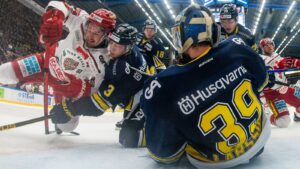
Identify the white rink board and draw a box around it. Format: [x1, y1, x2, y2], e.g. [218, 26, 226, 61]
[0, 102, 300, 169]
[0, 86, 55, 107]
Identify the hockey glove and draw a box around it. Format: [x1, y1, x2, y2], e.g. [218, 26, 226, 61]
[277, 57, 295, 69]
[118, 107, 146, 147]
[50, 100, 74, 124]
[266, 66, 275, 88]
[39, 9, 65, 44]
[51, 73, 92, 103]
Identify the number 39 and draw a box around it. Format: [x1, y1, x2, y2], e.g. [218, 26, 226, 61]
[198, 79, 262, 154]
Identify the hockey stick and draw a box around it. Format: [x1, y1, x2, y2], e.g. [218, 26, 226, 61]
[129, 66, 153, 77]
[0, 114, 52, 132]
[43, 43, 53, 134]
[268, 68, 300, 73]
[273, 80, 291, 87]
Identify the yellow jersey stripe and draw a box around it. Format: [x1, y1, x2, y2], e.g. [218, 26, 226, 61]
[92, 93, 110, 111]
[185, 144, 214, 163]
[147, 144, 186, 164]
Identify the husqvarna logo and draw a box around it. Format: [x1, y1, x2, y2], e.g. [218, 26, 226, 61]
[144, 79, 161, 99]
[178, 96, 195, 115]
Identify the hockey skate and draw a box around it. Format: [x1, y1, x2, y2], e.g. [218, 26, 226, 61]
[55, 124, 80, 135]
[294, 112, 300, 122]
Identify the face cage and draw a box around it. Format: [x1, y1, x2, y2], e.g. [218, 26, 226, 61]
[171, 23, 184, 54]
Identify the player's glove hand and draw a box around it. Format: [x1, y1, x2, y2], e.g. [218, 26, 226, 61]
[39, 9, 65, 44]
[50, 100, 74, 124]
[118, 107, 146, 148]
[277, 57, 295, 69]
[266, 66, 275, 88]
[51, 73, 92, 103]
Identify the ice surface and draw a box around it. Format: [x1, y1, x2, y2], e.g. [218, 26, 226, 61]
[0, 102, 300, 169]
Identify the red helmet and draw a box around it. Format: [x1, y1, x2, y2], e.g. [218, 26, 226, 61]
[88, 9, 116, 31]
[259, 38, 275, 49]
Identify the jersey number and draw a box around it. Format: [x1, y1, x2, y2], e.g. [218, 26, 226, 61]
[104, 84, 115, 97]
[198, 80, 262, 155]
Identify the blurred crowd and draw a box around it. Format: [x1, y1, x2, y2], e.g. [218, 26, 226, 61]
[0, 0, 44, 64]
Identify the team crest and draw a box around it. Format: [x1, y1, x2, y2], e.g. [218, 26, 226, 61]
[63, 58, 79, 70]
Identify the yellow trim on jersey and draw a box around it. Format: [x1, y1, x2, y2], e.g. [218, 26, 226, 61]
[225, 25, 239, 38]
[251, 44, 258, 51]
[92, 92, 110, 111]
[177, 47, 212, 66]
[124, 98, 133, 111]
[153, 56, 166, 70]
[141, 128, 147, 147]
[62, 100, 73, 118]
[185, 144, 214, 162]
[258, 74, 269, 92]
[268, 100, 279, 117]
[235, 25, 239, 34]
[146, 66, 156, 75]
[148, 147, 186, 164]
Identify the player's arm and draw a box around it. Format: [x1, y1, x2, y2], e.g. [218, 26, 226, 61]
[240, 26, 258, 52]
[40, 1, 87, 44]
[46, 1, 87, 20]
[45, 1, 88, 31]
[49, 79, 116, 124]
[244, 26, 258, 52]
[276, 56, 300, 69]
[250, 35, 258, 52]
[141, 77, 186, 164]
[152, 40, 167, 71]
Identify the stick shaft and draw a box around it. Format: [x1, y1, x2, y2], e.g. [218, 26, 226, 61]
[0, 114, 52, 132]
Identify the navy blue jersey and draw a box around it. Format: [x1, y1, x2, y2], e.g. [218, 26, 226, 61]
[136, 32, 166, 73]
[140, 37, 268, 163]
[220, 23, 257, 51]
[70, 45, 148, 116]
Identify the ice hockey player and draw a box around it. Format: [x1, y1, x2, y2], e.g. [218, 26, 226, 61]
[0, 1, 116, 132]
[136, 19, 166, 74]
[49, 23, 148, 147]
[140, 4, 270, 168]
[260, 38, 300, 127]
[219, 3, 258, 51]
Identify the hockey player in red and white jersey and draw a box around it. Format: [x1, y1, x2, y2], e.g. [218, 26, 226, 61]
[0, 1, 116, 132]
[260, 38, 300, 127]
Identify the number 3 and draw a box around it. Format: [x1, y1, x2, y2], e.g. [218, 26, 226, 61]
[104, 84, 115, 97]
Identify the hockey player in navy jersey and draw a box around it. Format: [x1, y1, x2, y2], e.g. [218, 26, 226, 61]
[219, 3, 258, 51]
[141, 4, 270, 168]
[49, 23, 148, 147]
[136, 19, 166, 74]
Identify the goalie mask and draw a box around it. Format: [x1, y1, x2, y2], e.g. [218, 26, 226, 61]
[171, 4, 220, 54]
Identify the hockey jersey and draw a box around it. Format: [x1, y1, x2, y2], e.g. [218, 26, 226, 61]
[46, 1, 110, 93]
[220, 23, 257, 51]
[260, 52, 286, 89]
[67, 45, 148, 116]
[136, 32, 166, 74]
[141, 36, 269, 165]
